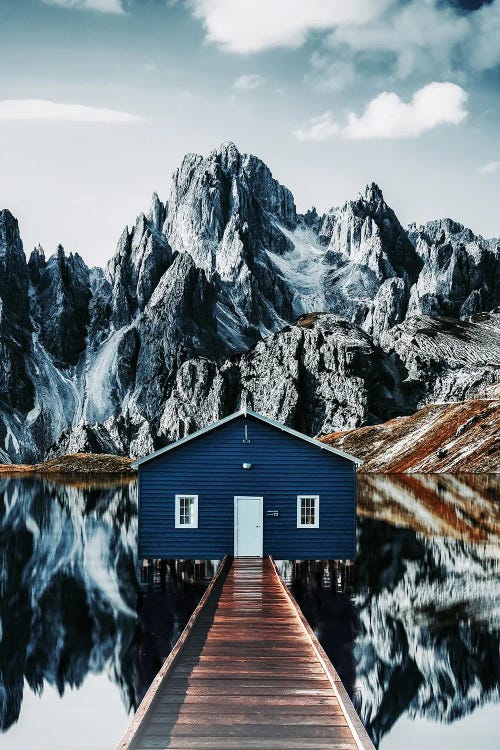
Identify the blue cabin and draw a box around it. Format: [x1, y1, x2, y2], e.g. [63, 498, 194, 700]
[132, 410, 362, 561]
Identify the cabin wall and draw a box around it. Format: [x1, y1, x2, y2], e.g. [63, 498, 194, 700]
[138, 416, 356, 560]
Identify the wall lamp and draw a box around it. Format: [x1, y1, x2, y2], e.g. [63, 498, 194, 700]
[242, 463, 252, 470]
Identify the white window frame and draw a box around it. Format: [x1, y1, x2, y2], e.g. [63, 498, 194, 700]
[297, 495, 320, 529]
[175, 494, 199, 529]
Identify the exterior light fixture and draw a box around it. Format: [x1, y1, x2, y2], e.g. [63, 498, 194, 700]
[242, 463, 252, 470]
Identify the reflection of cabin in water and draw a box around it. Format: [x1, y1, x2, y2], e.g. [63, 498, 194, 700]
[132, 409, 362, 560]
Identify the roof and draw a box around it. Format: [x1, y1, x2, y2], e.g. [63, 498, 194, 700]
[131, 409, 363, 469]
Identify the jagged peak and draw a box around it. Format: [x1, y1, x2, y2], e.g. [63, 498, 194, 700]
[28, 245, 46, 272]
[40, 244, 88, 272]
[149, 192, 162, 213]
[0, 209, 24, 260]
[30, 244, 45, 259]
[363, 182, 385, 204]
[0, 208, 18, 224]
[339, 182, 387, 216]
[0, 209, 22, 244]
[424, 217, 466, 233]
[209, 140, 243, 174]
[133, 212, 148, 233]
[408, 217, 484, 248]
[148, 192, 166, 231]
[212, 140, 241, 158]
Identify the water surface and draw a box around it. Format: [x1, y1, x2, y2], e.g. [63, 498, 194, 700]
[0, 473, 498, 748]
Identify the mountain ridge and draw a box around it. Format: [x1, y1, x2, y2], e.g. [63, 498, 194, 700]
[0, 142, 498, 462]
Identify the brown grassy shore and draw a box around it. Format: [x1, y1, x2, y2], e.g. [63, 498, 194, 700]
[0, 453, 135, 476]
[322, 397, 499, 473]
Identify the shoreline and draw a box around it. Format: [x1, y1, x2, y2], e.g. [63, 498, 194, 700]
[0, 453, 135, 476]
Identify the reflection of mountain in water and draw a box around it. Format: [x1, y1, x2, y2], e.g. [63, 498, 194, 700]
[0, 474, 498, 749]
[280, 474, 500, 748]
[0, 476, 139, 731]
[355, 518, 500, 747]
[358, 473, 500, 547]
[0, 476, 220, 736]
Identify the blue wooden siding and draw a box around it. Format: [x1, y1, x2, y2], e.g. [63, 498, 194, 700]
[138, 415, 356, 560]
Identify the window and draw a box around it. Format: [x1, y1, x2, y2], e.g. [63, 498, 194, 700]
[297, 495, 319, 528]
[175, 494, 198, 528]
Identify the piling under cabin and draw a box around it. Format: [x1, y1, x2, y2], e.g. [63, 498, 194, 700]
[133, 409, 362, 560]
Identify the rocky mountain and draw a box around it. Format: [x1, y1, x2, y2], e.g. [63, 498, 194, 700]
[323, 392, 499, 473]
[0, 142, 498, 462]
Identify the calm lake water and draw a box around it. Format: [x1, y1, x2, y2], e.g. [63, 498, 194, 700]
[0, 473, 498, 749]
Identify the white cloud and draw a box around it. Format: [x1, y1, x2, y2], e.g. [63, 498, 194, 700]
[233, 74, 266, 91]
[188, 0, 392, 54]
[0, 99, 145, 123]
[189, 0, 500, 87]
[478, 161, 500, 174]
[344, 82, 468, 139]
[42, 0, 124, 12]
[293, 82, 468, 141]
[293, 111, 339, 142]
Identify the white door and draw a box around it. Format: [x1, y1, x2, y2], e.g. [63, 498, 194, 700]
[234, 496, 263, 557]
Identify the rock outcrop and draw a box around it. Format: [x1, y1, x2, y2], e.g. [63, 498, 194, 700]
[28, 244, 91, 366]
[408, 218, 500, 319]
[322, 393, 499, 473]
[0, 210, 33, 414]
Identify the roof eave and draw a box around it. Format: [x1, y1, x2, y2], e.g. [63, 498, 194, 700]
[244, 409, 363, 466]
[131, 408, 363, 468]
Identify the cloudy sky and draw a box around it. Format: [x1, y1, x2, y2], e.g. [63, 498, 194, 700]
[1, 0, 499, 266]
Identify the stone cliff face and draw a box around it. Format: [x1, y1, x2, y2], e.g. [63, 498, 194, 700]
[28, 244, 91, 366]
[322, 183, 422, 334]
[408, 218, 500, 319]
[157, 313, 406, 444]
[0, 143, 498, 461]
[0, 210, 33, 416]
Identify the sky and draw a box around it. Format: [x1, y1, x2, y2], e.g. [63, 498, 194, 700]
[0, 0, 499, 267]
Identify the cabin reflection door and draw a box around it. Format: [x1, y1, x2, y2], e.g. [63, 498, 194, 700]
[234, 496, 263, 557]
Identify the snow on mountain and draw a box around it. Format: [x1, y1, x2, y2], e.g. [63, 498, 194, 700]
[267, 224, 326, 316]
[0, 143, 498, 461]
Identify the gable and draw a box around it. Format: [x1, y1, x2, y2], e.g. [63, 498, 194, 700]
[133, 411, 361, 470]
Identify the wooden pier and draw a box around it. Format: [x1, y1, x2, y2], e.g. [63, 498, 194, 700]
[118, 557, 375, 750]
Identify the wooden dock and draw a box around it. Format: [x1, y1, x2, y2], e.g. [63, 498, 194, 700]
[118, 557, 375, 750]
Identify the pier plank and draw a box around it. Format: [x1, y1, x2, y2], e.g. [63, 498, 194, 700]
[117, 557, 375, 750]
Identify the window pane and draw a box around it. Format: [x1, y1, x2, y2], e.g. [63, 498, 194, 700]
[179, 496, 194, 525]
[300, 497, 316, 525]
